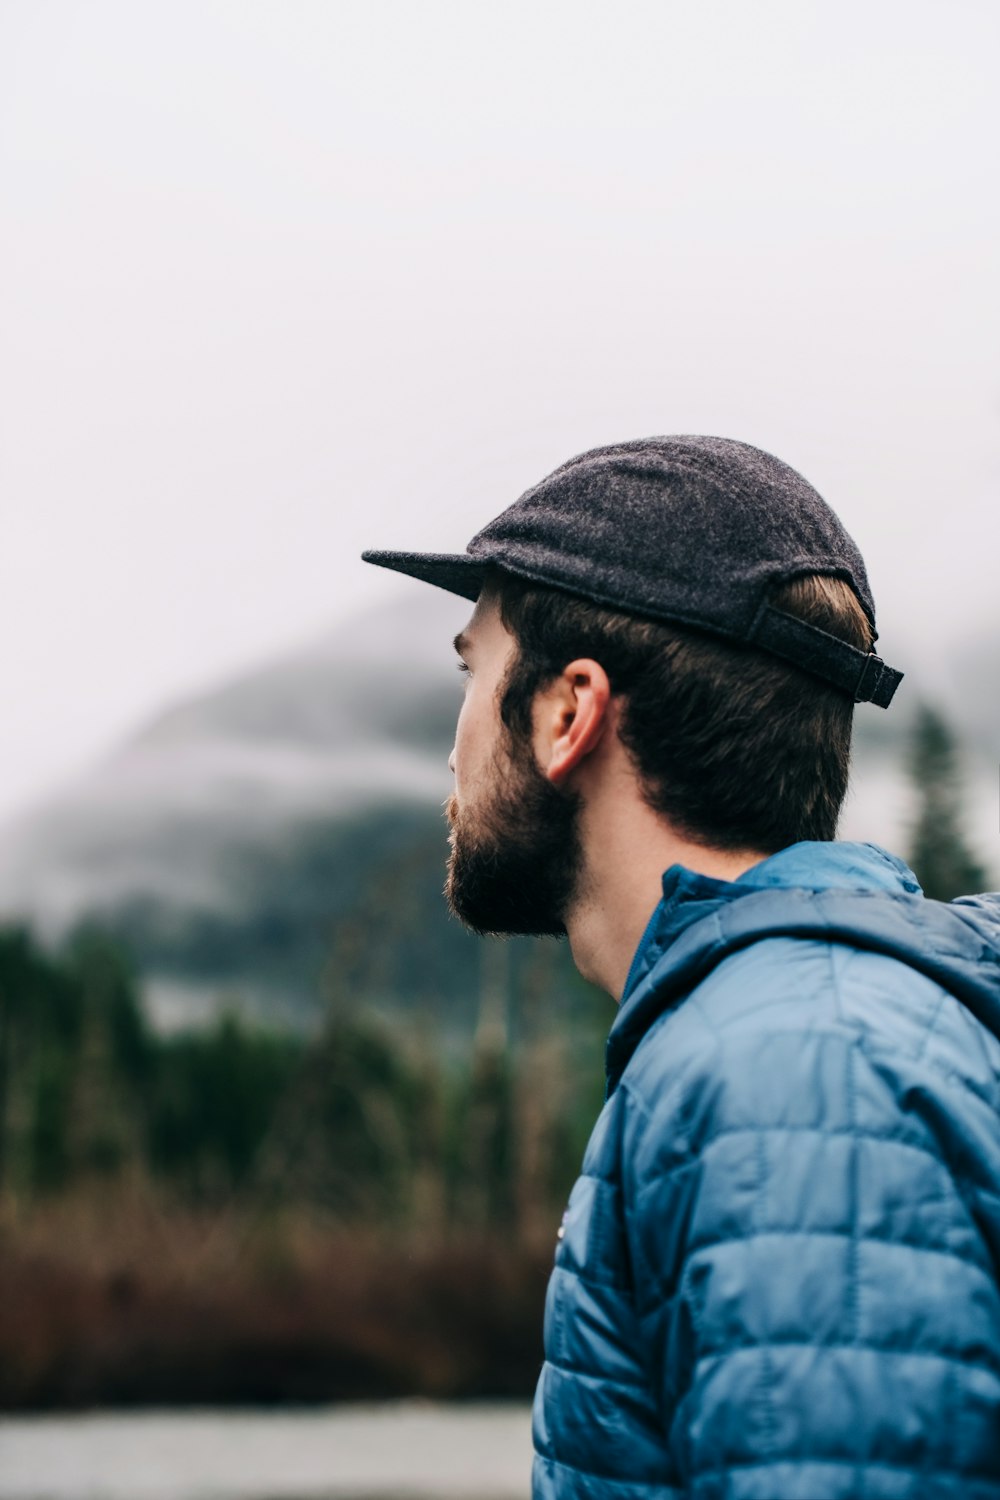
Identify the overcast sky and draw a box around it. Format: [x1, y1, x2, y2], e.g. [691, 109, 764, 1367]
[1, 0, 998, 823]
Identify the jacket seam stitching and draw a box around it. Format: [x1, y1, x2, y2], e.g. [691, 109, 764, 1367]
[539, 1357, 650, 1394]
[550, 1260, 633, 1295]
[688, 1454, 1000, 1483]
[630, 1122, 976, 1185]
[755, 1129, 780, 1459]
[690, 1338, 1000, 1382]
[533, 1451, 680, 1491]
[914, 983, 958, 1064]
[632, 1225, 996, 1309]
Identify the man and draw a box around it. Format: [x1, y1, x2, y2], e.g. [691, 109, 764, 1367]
[363, 436, 1000, 1498]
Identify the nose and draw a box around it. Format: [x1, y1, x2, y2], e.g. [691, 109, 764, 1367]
[448, 747, 456, 774]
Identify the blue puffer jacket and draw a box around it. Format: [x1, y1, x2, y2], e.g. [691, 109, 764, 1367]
[532, 841, 1000, 1500]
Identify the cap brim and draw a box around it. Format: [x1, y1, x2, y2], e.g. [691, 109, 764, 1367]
[361, 549, 488, 604]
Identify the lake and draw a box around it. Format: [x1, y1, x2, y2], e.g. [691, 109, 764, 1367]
[0, 1402, 533, 1500]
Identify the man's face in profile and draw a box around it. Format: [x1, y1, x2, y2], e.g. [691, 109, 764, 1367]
[445, 593, 582, 938]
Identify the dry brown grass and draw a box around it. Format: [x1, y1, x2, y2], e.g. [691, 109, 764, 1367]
[0, 1187, 555, 1410]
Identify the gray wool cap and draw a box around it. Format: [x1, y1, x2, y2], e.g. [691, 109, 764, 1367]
[362, 435, 903, 707]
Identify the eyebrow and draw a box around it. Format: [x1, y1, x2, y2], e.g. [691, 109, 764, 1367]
[453, 630, 473, 658]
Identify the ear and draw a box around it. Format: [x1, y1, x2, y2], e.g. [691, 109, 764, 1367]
[535, 658, 613, 784]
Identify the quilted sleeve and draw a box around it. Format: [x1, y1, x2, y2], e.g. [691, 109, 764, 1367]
[619, 1026, 1000, 1500]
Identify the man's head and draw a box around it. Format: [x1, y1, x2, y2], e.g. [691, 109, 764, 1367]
[441, 567, 874, 937]
[363, 435, 903, 941]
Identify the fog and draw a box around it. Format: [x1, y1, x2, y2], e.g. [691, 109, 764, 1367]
[2, 0, 999, 823]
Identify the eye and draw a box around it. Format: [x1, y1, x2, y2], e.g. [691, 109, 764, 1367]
[455, 660, 470, 676]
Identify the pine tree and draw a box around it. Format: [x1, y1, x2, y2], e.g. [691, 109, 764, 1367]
[906, 704, 988, 901]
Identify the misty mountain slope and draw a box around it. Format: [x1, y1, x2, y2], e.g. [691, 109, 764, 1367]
[0, 591, 994, 1030]
[0, 593, 475, 1025]
[134, 590, 471, 755]
[0, 592, 467, 918]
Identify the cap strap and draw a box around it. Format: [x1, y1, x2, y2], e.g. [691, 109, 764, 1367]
[750, 605, 903, 708]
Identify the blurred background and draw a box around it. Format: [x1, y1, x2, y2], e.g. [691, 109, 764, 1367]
[0, 1, 997, 1496]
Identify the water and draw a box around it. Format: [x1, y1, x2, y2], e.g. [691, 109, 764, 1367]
[0, 1402, 533, 1500]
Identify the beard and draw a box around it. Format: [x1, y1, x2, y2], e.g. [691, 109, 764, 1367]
[445, 733, 584, 938]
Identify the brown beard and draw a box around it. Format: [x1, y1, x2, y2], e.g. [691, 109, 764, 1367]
[444, 734, 583, 938]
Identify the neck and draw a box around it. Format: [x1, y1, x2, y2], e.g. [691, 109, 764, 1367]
[564, 787, 767, 1002]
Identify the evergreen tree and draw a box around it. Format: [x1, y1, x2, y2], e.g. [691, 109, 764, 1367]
[63, 932, 151, 1183]
[906, 703, 988, 901]
[0, 926, 81, 1198]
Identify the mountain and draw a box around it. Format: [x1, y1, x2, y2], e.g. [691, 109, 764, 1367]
[0, 593, 995, 1031]
[0, 592, 484, 1030]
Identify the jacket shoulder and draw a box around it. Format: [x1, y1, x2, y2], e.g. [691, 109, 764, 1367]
[619, 932, 1000, 1202]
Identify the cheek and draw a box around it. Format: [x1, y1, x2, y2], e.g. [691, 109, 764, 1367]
[451, 696, 474, 794]
[452, 685, 492, 797]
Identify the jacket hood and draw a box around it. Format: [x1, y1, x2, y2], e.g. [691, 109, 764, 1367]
[606, 841, 1000, 1096]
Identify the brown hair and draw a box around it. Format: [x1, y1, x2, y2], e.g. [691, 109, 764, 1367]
[489, 571, 873, 852]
